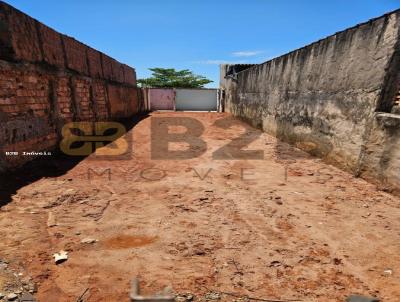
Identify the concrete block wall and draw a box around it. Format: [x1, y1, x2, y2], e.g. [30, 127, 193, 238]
[0, 1, 141, 172]
[221, 10, 400, 194]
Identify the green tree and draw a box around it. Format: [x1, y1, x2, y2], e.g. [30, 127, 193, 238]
[137, 68, 213, 88]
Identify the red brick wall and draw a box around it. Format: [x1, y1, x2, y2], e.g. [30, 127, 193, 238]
[38, 23, 65, 68]
[108, 84, 139, 118]
[0, 62, 51, 119]
[0, 61, 57, 170]
[111, 59, 125, 83]
[55, 76, 73, 122]
[92, 80, 109, 121]
[123, 64, 136, 86]
[101, 54, 114, 81]
[0, 1, 137, 84]
[62, 36, 89, 75]
[0, 1, 42, 62]
[71, 77, 94, 120]
[87, 47, 103, 79]
[0, 1, 141, 172]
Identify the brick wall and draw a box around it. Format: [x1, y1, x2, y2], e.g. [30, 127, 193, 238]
[0, 1, 142, 172]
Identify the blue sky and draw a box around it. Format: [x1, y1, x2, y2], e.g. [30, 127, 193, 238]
[5, 0, 400, 87]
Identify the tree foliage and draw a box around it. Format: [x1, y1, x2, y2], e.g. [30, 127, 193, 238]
[137, 68, 213, 88]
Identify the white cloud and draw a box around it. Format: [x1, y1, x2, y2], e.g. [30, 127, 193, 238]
[195, 59, 248, 65]
[232, 50, 264, 57]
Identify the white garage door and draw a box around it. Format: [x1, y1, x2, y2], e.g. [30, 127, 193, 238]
[175, 89, 218, 111]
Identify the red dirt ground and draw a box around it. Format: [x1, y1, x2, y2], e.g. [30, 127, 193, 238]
[0, 112, 399, 302]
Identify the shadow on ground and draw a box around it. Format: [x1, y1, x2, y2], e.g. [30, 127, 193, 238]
[0, 113, 149, 207]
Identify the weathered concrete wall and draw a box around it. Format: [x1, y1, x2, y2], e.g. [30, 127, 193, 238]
[222, 10, 400, 193]
[360, 113, 400, 194]
[0, 1, 141, 172]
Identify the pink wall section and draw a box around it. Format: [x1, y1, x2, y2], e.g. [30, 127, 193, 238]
[149, 89, 175, 110]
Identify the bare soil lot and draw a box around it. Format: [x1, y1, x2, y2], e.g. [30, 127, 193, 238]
[0, 112, 399, 301]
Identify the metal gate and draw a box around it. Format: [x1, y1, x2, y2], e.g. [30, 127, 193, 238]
[147, 88, 219, 111]
[175, 89, 218, 111]
[148, 88, 175, 111]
